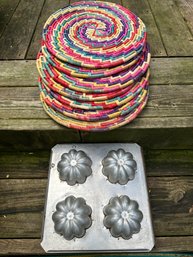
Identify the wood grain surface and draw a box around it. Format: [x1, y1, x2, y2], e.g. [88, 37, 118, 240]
[0, 0, 44, 59]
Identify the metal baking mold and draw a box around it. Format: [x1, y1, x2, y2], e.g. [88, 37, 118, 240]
[41, 143, 154, 252]
[57, 149, 92, 185]
[52, 195, 92, 240]
[103, 195, 143, 239]
[102, 149, 137, 185]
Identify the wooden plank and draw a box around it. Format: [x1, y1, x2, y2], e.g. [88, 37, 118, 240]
[154, 236, 193, 252]
[0, 239, 44, 255]
[1, 116, 193, 131]
[0, 148, 192, 177]
[80, 127, 193, 150]
[0, 119, 62, 130]
[0, 179, 46, 214]
[0, 151, 49, 179]
[175, 0, 193, 35]
[0, 61, 37, 86]
[1, 177, 193, 236]
[145, 150, 193, 176]
[142, 84, 193, 117]
[1, 210, 193, 242]
[27, 0, 70, 59]
[2, 82, 193, 129]
[1, 58, 193, 86]
[0, 87, 40, 106]
[122, 0, 166, 56]
[1, 82, 193, 119]
[0, 0, 20, 37]
[0, 238, 193, 255]
[1, 150, 193, 179]
[0, 59, 193, 149]
[150, 57, 193, 84]
[148, 0, 193, 56]
[0, 0, 44, 59]
[0, 119, 193, 150]
[1, 122, 192, 150]
[0, 130, 81, 152]
[0, 109, 45, 119]
[149, 176, 193, 236]
[0, 213, 42, 238]
[1, 84, 193, 119]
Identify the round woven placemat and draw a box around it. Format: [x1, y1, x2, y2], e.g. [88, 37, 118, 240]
[37, 1, 150, 130]
[41, 90, 148, 131]
[42, 1, 146, 68]
[37, 45, 150, 94]
[39, 73, 149, 117]
[40, 77, 148, 122]
[39, 43, 145, 78]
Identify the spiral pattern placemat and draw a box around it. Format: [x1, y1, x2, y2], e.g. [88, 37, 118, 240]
[36, 1, 151, 131]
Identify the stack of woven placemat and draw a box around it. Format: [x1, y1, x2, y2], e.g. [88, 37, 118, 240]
[36, 1, 151, 131]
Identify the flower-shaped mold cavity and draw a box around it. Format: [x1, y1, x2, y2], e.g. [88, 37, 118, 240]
[102, 149, 137, 185]
[57, 149, 92, 185]
[103, 195, 143, 239]
[52, 195, 92, 240]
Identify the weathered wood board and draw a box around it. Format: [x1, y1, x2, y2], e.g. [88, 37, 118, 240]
[26, 0, 70, 59]
[0, 238, 193, 255]
[0, 0, 20, 37]
[1, 84, 193, 118]
[122, 0, 166, 56]
[2, 58, 193, 86]
[175, 0, 193, 35]
[0, 176, 193, 251]
[1, 149, 193, 179]
[0, 0, 44, 59]
[148, 0, 193, 56]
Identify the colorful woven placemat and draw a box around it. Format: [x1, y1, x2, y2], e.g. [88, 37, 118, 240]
[39, 76, 148, 122]
[41, 91, 148, 131]
[37, 1, 151, 131]
[37, 44, 150, 94]
[39, 43, 144, 78]
[39, 71, 149, 111]
[42, 1, 146, 68]
[39, 75, 134, 102]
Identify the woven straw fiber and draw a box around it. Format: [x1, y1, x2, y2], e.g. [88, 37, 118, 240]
[36, 1, 151, 131]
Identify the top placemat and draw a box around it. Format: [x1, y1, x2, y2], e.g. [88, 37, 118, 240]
[42, 1, 146, 68]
